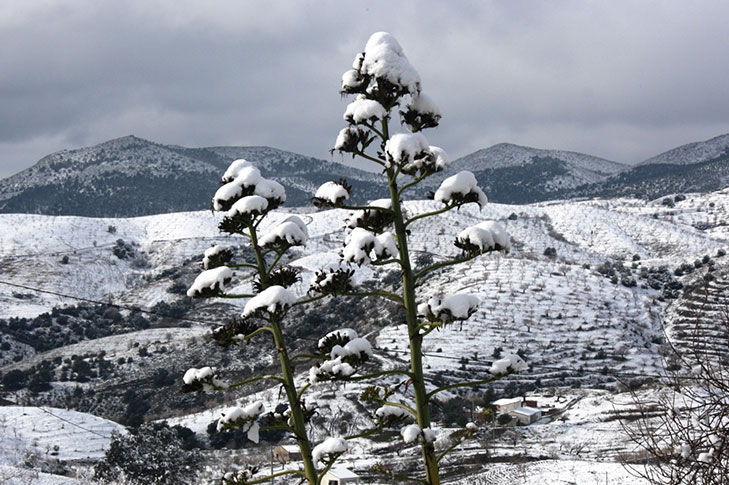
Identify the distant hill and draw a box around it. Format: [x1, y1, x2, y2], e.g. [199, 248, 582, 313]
[571, 134, 729, 200]
[0, 136, 386, 217]
[446, 143, 627, 204]
[3, 133, 729, 216]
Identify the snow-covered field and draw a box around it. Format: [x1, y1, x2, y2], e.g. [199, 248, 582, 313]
[2, 188, 729, 483]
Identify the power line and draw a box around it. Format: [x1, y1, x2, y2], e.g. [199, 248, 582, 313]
[0, 280, 219, 327]
[35, 406, 113, 439]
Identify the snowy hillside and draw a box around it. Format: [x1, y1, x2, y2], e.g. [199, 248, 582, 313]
[639, 133, 729, 166]
[2, 187, 729, 483]
[455, 142, 625, 175]
[0, 136, 385, 216]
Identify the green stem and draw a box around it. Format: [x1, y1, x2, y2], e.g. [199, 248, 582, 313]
[244, 326, 274, 340]
[226, 375, 285, 390]
[398, 174, 428, 198]
[266, 249, 287, 276]
[382, 116, 441, 485]
[405, 203, 456, 229]
[338, 204, 394, 214]
[426, 375, 506, 399]
[292, 293, 328, 308]
[345, 426, 384, 440]
[228, 263, 259, 269]
[246, 469, 307, 485]
[347, 369, 414, 382]
[372, 258, 402, 267]
[220, 293, 255, 299]
[248, 222, 268, 288]
[414, 254, 476, 282]
[436, 435, 469, 464]
[342, 290, 403, 304]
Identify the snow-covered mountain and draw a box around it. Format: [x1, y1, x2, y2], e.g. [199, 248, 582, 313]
[0, 136, 386, 217]
[441, 143, 626, 204]
[639, 133, 729, 166]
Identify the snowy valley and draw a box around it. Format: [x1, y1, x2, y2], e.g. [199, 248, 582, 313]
[2, 185, 728, 483]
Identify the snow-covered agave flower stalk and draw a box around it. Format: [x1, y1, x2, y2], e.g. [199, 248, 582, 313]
[346, 198, 394, 233]
[201, 245, 234, 270]
[417, 293, 481, 326]
[213, 160, 286, 212]
[312, 180, 351, 208]
[258, 216, 309, 251]
[400, 424, 439, 445]
[341, 228, 398, 265]
[242, 285, 297, 319]
[384, 133, 450, 177]
[434, 170, 488, 209]
[375, 404, 413, 428]
[181, 367, 227, 393]
[312, 437, 349, 466]
[455, 220, 511, 256]
[309, 329, 373, 384]
[400, 92, 442, 132]
[187, 266, 233, 298]
[489, 354, 528, 376]
[217, 401, 265, 443]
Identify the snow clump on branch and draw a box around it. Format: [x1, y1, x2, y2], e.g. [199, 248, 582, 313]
[242, 285, 297, 317]
[187, 266, 233, 298]
[217, 401, 265, 443]
[181, 366, 227, 393]
[213, 160, 285, 211]
[354, 32, 421, 95]
[342, 228, 398, 265]
[456, 221, 511, 255]
[434, 171, 488, 208]
[313, 181, 350, 207]
[418, 294, 480, 323]
[310, 329, 373, 383]
[201, 245, 233, 270]
[312, 437, 349, 465]
[344, 95, 387, 124]
[490, 354, 528, 376]
[259, 220, 308, 249]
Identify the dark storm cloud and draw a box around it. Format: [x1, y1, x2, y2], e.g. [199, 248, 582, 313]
[1, 1, 728, 178]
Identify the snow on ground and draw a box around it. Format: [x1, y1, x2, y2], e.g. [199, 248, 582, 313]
[458, 459, 646, 485]
[0, 406, 124, 465]
[0, 465, 82, 485]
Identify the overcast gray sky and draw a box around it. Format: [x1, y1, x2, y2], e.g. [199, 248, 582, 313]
[2, 1, 728, 178]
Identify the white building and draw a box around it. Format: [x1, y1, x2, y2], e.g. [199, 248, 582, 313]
[511, 406, 542, 425]
[492, 397, 524, 414]
[321, 467, 360, 485]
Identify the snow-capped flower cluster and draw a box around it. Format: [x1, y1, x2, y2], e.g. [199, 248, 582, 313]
[242, 285, 297, 317]
[201, 245, 233, 270]
[312, 437, 349, 465]
[434, 171, 488, 208]
[385, 133, 429, 169]
[400, 424, 439, 444]
[417, 294, 481, 323]
[353, 32, 421, 95]
[400, 92, 442, 132]
[309, 329, 372, 383]
[375, 405, 411, 426]
[344, 95, 387, 124]
[217, 401, 265, 443]
[317, 328, 358, 351]
[259, 216, 308, 249]
[181, 366, 227, 393]
[313, 181, 350, 207]
[342, 228, 398, 265]
[455, 220, 511, 255]
[346, 198, 393, 231]
[489, 354, 528, 376]
[187, 266, 233, 298]
[213, 160, 285, 211]
[333, 126, 373, 154]
[310, 266, 355, 296]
